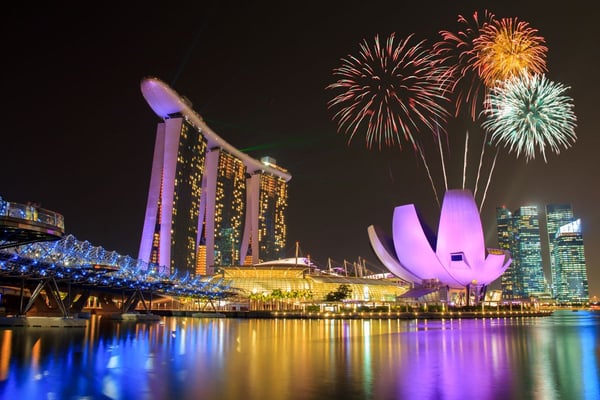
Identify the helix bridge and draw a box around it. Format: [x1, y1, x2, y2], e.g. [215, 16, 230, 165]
[0, 197, 237, 318]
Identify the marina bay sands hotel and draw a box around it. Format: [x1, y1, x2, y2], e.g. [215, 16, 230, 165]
[138, 77, 291, 277]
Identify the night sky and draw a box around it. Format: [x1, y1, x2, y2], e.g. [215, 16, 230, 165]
[2, 2, 599, 296]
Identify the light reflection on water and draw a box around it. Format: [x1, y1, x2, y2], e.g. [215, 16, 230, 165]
[0, 311, 598, 399]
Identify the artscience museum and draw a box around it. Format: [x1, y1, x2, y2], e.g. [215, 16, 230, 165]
[368, 189, 512, 306]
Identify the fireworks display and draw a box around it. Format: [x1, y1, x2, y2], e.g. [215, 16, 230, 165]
[326, 33, 451, 151]
[474, 17, 548, 88]
[482, 73, 577, 162]
[434, 10, 497, 121]
[327, 10, 577, 209]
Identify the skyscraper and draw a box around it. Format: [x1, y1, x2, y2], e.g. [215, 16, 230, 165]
[545, 204, 574, 297]
[496, 206, 520, 299]
[496, 205, 546, 299]
[138, 77, 291, 277]
[138, 117, 207, 275]
[515, 206, 546, 296]
[242, 157, 289, 264]
[552, 219, 588, 304]
[203, 149, 247, 268]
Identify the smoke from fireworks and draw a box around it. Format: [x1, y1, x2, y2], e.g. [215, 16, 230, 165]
[474, 17, 548, 88]
[482, 73, 577, 162]
[326, 33, 451, 151]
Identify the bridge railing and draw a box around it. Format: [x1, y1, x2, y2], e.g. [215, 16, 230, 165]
[0, 197, 233, 298]
[1, 234, 168, 276]
[0, 197, 65, 231]
[0, 233, 234, 298]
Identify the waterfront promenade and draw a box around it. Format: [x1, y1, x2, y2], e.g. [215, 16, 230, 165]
[154, 308, 554, 320]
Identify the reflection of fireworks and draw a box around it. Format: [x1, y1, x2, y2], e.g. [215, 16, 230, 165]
[482, 74, 577, 162]
[435, 10, 496, 121]
[326, 33, 450, 151]
[474, 17, 548, 88]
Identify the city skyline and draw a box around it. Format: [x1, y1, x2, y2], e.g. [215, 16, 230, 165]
[1, 2, 599, 296]
[495, 203, 590, 301]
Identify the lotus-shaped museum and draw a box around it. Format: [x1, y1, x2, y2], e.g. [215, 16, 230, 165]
[368, 189, 511, 293]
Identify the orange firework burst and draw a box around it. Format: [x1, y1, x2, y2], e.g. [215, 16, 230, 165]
[474, 17, 548, 88]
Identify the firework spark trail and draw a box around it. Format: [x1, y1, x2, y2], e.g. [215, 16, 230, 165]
[436, 125, 448, 192]
[479, 147, 499, 213]
[417, 144, 440, 207]
[474, 17, 548, 88]
[463, 130, 469, 189]
[473, 131, 488, 199]
[482, 74, 577, 162]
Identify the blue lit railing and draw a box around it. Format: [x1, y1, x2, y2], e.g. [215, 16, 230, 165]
[0, 197, 65, 232]
[0, 195, 233, 298]
[0, 233, 234, 299]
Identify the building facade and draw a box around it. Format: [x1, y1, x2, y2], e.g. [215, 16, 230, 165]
[496, 206, 521, 299]
[545, 204, 574, 297]
[496, 205, 546, 299]
[138, 77, 291, 277]
[552, 219, 588, 304]
[204, 149, 247, 269]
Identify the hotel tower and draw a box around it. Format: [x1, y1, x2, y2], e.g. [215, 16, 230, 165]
[137, 77, 291, 277]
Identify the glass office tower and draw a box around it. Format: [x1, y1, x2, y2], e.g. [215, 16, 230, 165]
[497, 206, 520, 299]
[514, 206, 546, 296]
[496, 205, 546, 299]
[553, 219, 588, 304]
[545, 204, 574, 297]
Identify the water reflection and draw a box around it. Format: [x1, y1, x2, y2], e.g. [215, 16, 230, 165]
[0, 311, 598, 399]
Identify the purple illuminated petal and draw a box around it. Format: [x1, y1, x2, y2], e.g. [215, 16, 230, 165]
[368, 225, 422, 283]
[482, 251, 512, 278]
[392, 204, 462, 286]
[436, 189, 486, 267]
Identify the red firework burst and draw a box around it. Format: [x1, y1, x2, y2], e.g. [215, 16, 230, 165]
[434, 10, 497, 121]
[326, 33, 451, 151]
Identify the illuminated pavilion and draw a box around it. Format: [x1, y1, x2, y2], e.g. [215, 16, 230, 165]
[216, 257, 410, 309]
